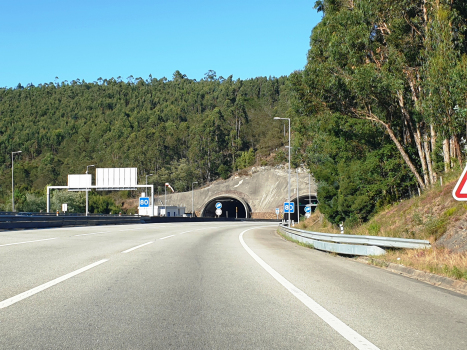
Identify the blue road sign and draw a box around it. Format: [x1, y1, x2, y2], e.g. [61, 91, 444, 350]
[275, 208, 280, 215]
[139, 197, 150, 208]
[284, 202, 295, 213]
[304, 206, 311, 213]
[215, 202, 222, 209]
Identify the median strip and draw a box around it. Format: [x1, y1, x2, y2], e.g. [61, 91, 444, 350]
[0, 259, 108, 309]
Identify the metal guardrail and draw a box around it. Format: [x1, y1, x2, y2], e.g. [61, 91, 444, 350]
[279, 224, 431, 256]
[0, 214, 144, 230]
[0, 213, 281, 230]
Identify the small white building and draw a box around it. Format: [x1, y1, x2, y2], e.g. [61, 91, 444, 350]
[156, 206, 185, 217]
[138, 205, 185, 217]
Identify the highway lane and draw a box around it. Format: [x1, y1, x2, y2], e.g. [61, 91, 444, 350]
[1, 222, 467, 349]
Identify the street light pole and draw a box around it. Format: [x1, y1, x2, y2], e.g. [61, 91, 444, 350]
[11, 151, 22, 212]
[146, 173, 153, 185]
[85, 164, 95, 216]
[274, 117, 291, 227]
[192, 181, 198, 217]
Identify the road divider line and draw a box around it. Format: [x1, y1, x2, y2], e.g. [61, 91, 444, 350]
[0, 237, 57, 247]
[73, 231, 107, 237]
[0, 259, 108, 309]
[160, 235, 175, 240]
[122, 241, 154, 253]
[239, 227, 379, 350]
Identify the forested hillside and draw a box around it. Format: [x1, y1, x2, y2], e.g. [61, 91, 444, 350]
[290, 0, 467, 225]
[0, 71, 291, 211]
[2, 0, 467, 223]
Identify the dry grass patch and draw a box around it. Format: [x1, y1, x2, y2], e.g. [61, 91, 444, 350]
[372, 248, 467, 281]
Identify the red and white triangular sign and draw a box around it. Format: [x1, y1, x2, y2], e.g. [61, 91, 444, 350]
[452, 165, 467, 201]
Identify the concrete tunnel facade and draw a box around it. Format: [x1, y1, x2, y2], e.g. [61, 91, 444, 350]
[156, 166, 318, 219]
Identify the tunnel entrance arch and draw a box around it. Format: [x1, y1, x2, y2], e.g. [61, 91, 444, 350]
[200, 195, 251, 218]
[289, 194, 318, 222]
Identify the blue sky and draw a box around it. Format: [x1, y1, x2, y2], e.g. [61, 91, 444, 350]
[1, 1, 322, 88]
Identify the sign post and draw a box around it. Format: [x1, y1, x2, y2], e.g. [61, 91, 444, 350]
[275, 208, 280, 219]
[304, 205, 311, 219]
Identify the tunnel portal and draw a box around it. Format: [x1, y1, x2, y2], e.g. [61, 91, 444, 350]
[286, 195, 318, 222]
[201, 196, 249, 218]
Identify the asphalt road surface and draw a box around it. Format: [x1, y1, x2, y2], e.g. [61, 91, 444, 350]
[1, 222, 466, 349]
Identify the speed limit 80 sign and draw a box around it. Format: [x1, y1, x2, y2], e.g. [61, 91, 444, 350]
[139, 197, 150, 207]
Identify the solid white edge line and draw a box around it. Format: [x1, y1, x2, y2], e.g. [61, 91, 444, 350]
[239, 227, 379, 350]
[0, 237, 57, 247]
[160, 235, 175, 240]
[0, 259, 108, 309]
[122, 241, 154, 253]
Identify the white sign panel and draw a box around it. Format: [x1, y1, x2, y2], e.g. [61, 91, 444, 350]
[62, 203, 68, 212]
[215, 208, 222, 216]
[68, 174, 92, 190]
[96, 168, 137, 189]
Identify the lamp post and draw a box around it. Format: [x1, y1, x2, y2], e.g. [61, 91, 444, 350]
[146, 173, 153, 185]
[192, 181, 198, 217]
[274, 117, 291, 227]
[11, 151, 22, 212]
[85, 164, 95, 216]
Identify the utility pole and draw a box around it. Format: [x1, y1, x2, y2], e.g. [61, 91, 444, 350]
[192, 181, 198, 217]
[11, 151, 22, 212]
[274, 117, 291, 227]
[85, 165, 95, 216]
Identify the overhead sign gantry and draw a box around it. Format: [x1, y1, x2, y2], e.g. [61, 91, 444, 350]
[47, 168, 154, 216]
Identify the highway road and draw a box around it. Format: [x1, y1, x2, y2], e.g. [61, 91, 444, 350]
[1, 221, 466, 349]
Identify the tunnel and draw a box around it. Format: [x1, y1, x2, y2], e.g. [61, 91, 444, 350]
[201, 196, 250, 218]
[288, 195, 318, 222]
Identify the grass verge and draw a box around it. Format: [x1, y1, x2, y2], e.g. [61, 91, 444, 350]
[369, 248, 467, 282]
[277, 229, 314, 250]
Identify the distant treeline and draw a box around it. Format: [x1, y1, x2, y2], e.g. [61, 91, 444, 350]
[0, 71, 291, 210]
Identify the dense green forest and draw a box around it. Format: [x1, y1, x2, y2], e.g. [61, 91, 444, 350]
[291, 0, 467, 225]
[2, 0, 467, 224]
[0, 71, 291, 212]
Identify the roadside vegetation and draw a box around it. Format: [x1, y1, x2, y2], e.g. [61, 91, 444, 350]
[296, 169, 467, 281]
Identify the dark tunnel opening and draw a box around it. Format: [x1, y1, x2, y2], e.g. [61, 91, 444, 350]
[286, 195, 318, 222]
[202, 197, 248, 218]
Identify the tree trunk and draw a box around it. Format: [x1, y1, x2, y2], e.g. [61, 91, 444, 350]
[453, 134, 462, 167]
[443, 138, 450, 172]
[396, 92, 428, 188]
[431, 124, 437, 152]
[423, 132, 434, 185]
[414, 124, 430, 186]
[353, 108, 426, 190]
